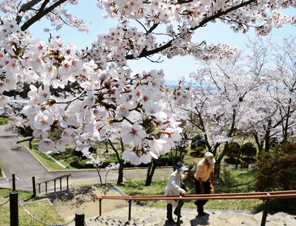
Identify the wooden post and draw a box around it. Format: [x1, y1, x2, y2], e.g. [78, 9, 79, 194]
[45, 182, 47, 193]
[177, 201, 182, 226]
[10, 191, 18, 226]
[12, 174, 16, 191]
[75, 211, 85, 226]
[54, 180, 56, 192]
[67, 175, 69, 190]
[60, 178, 62, 190]
[32, 177, 36, 198]
[261, 193, 271, 226]
[128, 199, 132, 221]
[99, 199, 102, 217]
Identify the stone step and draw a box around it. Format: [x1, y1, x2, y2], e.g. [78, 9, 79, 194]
[83, 206, 296, 226]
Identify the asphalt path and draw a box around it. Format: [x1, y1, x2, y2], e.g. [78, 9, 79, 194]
[0, 125, 118, 192]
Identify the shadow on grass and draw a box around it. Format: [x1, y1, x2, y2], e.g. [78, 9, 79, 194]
[215, 169, 257, 194]
[256, 198, 296, 213]
[224, 158, 257, 165]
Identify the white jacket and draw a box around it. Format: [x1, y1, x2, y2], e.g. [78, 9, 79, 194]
[165, 170, 186, 207]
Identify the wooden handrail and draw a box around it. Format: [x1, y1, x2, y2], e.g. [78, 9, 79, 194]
[93, 190, 296, 226]
[36, 174, 72, 186]
[93, 190, 296, 201]
[36, 174, 72, 194]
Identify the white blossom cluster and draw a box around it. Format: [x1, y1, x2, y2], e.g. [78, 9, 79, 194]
[0, 20, 192, 165]
[98, 0, 296, 36]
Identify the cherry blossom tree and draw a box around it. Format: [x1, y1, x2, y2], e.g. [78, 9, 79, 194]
[242, 36, 296, 153]
[172, 34, 296, 180]
[180, 49, 265, 177]
[1, 0, 296, 166]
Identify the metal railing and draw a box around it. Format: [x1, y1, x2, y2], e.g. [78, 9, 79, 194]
[93, 190, 296, 226]
[36, 174, 72, 194]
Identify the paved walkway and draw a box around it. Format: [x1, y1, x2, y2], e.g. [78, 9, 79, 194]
[0, 126, 118, 192]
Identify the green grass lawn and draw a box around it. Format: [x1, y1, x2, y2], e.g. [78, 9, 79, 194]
[22, 141, 66, 171]
[0, 117, 14, 125]
[0, 188, 64, 226]
[117, 168, 264, 211]
[21, 140, 116, 171]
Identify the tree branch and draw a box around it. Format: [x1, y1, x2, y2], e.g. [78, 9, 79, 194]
[16, 0, 43, 25]
[126, 0, 257, 60]
[21, 0, 68, 31]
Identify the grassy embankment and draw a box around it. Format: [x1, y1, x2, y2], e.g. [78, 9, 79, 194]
[22, 140, 66, 171]
[0, 188, 64, 226]
[0, 117, 13, 125]
[21, 139, 120, 171]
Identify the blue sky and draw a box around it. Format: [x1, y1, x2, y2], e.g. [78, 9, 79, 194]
[28, 2, 296, 82]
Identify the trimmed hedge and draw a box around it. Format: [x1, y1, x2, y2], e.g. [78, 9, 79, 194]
[225, 142, 241, 158]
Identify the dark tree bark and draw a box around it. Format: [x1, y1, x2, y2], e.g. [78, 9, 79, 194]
[145, 158, 159, 186]
[108, 138, 125, 185]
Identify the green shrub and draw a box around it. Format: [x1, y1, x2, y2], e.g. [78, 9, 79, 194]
[241, 142, 257, 165]
[191, 134, 206, 150]
[254, 141, 296, 211]
[70, 158, 94, 168]
[254, 141, 296, 191]
[225, 142, 241, 159]
[241, 142, 257, 157]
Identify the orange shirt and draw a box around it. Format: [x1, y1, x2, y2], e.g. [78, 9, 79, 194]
[195, 159, 214, 182]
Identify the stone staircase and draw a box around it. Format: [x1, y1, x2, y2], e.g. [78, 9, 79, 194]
[81, 206, 296, 226]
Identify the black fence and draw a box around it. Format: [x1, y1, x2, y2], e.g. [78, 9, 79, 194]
[10, 191, 86, 226]
[6, 174, 87, 226]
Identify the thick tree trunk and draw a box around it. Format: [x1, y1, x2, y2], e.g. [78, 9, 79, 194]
[235, 158, 239, 169]
[214, 142, 228, 180]
[145, 159, 158, 186]
[108, 138, 125, 185]
[264, 119, 272, 152]
[95, 167, 102, 185]
[117, 159, 124, 185]
[253, 132, 264, 155]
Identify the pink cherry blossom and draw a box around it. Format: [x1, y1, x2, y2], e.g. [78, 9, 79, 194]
[38, 138, 57, 153]
[34, 110, 54, 131]
[122, 124, 147, 146]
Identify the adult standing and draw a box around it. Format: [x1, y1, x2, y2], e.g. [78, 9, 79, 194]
[165, 161, 188, 223]
[195, 152, 215, 216]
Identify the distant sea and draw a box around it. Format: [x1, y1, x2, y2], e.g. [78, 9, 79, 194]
[163, 80, 195, 87]
[163, 80, 216, 91]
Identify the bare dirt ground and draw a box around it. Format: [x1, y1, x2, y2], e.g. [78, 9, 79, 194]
[43, 184, 128, 222]
[42, 167, 174, 223]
